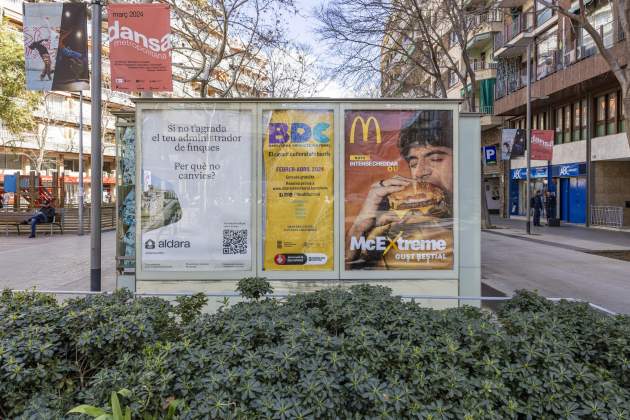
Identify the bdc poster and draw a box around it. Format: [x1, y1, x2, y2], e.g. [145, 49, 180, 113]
[262, 109, 334, 271]
[344, 110, 454, 270]
[140, 109, 252, 272]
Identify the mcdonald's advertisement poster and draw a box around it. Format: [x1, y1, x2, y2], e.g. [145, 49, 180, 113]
[108, 4, 172, 92]
[263, 109, 334, 271]
[344, 110, 454, 270]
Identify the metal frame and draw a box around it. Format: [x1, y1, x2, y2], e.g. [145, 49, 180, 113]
[133, 99, 465, 284]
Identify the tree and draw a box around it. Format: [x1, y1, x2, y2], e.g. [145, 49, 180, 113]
[256, 42, 322, 97]
[167, 0, 294, 98]
[539, 0, 630, 145]
[0, 20, 40, 135]
[315, 0, 490, 110]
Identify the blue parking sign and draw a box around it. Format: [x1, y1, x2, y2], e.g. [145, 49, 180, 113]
[484, 146, 497, 165]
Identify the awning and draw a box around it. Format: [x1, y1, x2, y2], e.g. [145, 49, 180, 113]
[569, 0, 594, 14]
[480, 78, 496, 113]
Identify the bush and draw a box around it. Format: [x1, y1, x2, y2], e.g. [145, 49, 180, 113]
[1, 286, 629, 419]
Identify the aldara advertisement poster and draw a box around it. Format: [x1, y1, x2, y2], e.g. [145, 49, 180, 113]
[344, 110, 454, 270]
[262, 109, 334, 271]
[140, 109, 252, 272]
[108, 4, 172, 92]
[23, 3, 89, 91]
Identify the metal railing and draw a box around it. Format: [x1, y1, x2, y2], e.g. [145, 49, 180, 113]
[479, 105, 494, 115]
[6, 289, 618, 315]
[505, 11, 535, 43]
[591, 206, 624, 228]
[472, 60, 498, 71]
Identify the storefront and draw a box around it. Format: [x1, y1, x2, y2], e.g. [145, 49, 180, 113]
[509, 162, 586, 223]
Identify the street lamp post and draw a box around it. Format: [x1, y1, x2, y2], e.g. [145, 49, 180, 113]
[90, 0, 102, 291]
[525, 42, 532, 234]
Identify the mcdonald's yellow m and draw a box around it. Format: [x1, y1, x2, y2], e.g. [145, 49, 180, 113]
[349, 116, 382, 144]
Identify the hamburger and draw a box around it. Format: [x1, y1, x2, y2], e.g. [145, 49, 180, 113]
[387, 181, 450, 220]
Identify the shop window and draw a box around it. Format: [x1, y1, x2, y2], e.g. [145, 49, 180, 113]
[0, 153, 21, 170]
[564, 105, 571, 142]
[555, 107, 563, 144]
[581, 99, 588, 139]
[607, 93, 617, 134]
[596, 95, 606, 136]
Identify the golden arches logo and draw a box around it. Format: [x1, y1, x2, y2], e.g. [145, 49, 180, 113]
[349, 116, 382, 144]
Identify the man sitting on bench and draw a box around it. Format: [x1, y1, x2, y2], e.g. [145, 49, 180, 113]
[24, 200, 55, 238]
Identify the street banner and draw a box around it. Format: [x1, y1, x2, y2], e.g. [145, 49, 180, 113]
[483, 145, 497, 165]
[140, 109, 252, 272]
[108, 4, 172, 92]
[531, 129, 554, 160]
[23, 3, 89, 91]
[262, 109, 334, 271]
[501, 128, 526, 160]
[344, 110, 454, 270]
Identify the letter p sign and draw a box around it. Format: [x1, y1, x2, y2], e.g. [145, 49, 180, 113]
[484, 146, 497, 165]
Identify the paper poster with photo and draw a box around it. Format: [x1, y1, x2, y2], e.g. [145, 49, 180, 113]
[108, 4, 172, 92]
[344, 110, 454, 270]
[501, 128, 526, 160]
[23, 3, 89, 91]
[140, 109, 252, 272]
[262, 109, 334, 271]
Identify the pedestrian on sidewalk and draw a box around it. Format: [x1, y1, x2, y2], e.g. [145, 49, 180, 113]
[531, 190, 544, 227]
[546, 192, 557, 224]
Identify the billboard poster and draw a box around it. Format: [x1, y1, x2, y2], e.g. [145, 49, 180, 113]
[531, 129, 554, 160]
[344, 110, 454, 270]
[501, 128, 526, 160]
[262, 109, 334, 271]
[108, 4, 172, 92]
[140, 109, 252, 272]
[23, 3, 89, 91]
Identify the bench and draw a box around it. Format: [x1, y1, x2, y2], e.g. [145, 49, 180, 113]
[0, 209, 64, 235]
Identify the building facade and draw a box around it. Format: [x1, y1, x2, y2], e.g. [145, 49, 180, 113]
[493, 0, 629, 226]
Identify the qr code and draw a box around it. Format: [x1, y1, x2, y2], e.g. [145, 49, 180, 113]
[223, 229, 248, 254]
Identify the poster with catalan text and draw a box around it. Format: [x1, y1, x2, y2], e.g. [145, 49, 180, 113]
[262, 109, 334, 271]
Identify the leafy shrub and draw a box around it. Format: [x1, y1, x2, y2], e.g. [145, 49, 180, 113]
[1, 286, 629, 419]
[236, 277, 273, 301]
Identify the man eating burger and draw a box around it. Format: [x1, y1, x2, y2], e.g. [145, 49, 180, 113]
[346, 111, 454, 270]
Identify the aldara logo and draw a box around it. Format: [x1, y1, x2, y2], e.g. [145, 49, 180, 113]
[145, 239, 191, 249]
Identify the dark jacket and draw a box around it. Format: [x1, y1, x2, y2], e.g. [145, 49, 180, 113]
[530, 195, 543, 211]
[38, 206, 55, 223]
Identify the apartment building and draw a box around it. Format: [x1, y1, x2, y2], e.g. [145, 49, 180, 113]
[493, 0, 629, 226]
[380, 0, 508, 214]
[0, 0, 268, 207]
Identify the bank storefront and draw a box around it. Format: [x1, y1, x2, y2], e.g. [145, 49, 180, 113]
[510, 162, 587, 224]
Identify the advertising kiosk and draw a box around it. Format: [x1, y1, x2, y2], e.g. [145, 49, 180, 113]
[116, 99, 481, 308]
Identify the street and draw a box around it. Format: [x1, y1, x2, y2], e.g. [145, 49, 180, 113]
[1, 219, 629, 314]
[482, 217, 630, 314]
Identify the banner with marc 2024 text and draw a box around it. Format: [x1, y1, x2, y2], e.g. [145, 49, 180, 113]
[140, 109, 252, 272]
[263, 109, 334, 271]
[108, 4, 172, 92]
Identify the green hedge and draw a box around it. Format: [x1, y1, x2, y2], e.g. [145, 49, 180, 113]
[1, 286, 629, 419]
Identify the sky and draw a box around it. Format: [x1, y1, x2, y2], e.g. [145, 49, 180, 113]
[284, 0, 353, 97]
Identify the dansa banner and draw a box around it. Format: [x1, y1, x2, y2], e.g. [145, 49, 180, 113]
[108, 4, 172, 92]
[531, 129, 554, 160]
[344, 110, 454, 271]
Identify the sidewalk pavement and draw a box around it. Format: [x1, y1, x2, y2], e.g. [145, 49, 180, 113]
[487, 215, 630, 251]
[0, 230, 116, 292]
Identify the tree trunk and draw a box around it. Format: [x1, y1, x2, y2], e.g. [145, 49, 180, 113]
[624, 94, 630, 145]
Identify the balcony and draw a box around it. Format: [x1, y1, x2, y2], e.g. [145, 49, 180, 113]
[495, 0, 527, 8]
[467, 10, 503, 51]
[494, 12, 535, 58]
[472, 60, 498, 80]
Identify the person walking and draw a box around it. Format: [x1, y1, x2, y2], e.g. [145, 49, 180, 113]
[531, 190, 544, 227]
